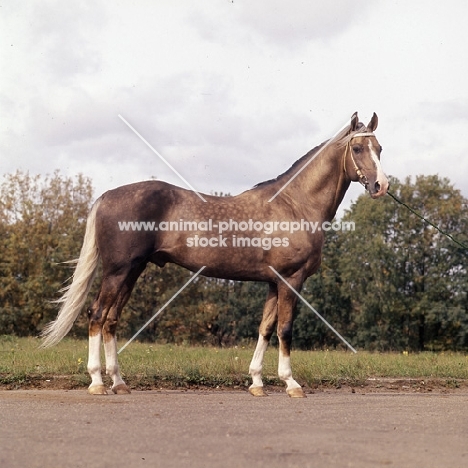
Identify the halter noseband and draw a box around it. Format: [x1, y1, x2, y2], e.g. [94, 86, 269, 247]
[344, 132, 375, 187]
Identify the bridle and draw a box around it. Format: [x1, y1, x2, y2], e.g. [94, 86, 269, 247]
[343, 132, 375, 188]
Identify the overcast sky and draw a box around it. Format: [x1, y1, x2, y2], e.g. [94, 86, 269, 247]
[2, 0, 468, 217]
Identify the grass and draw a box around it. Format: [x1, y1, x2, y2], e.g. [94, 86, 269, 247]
[1, 336, 468, 390]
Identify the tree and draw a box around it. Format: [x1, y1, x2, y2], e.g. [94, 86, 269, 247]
[294, 229, 353, 350]
[120, 264, 268, 347]
[0, 170, 93, 336]
[2, 170, 466, 352]
[339, 175, 468, 351]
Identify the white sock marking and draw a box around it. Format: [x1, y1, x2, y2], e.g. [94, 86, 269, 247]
[88, 334, 104, 388]
[249, 335, 269, 388]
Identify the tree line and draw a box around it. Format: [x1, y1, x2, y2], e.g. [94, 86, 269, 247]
[1, 170, 467, 351]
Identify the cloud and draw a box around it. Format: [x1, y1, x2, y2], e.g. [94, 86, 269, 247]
[417, 100, 468, 125]
[115, 73, 319, 195]
[1, 0, 467, 210]
[27, 0, 106, 82]
[3, 61, 318, 198]
[187, 0, 380, 53]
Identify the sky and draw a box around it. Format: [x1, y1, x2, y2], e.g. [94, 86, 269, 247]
[2, 0, 468, 218]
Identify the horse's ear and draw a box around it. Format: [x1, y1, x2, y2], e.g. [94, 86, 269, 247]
[367, 113, 378, 132]
[350, 112, 359, 131]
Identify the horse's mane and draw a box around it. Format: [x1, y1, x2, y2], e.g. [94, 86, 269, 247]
[252, 121, 367, 189]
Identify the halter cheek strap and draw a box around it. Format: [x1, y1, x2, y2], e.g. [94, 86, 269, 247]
[343, 132, 375, 187]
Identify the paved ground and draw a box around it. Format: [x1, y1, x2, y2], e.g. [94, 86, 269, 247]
[1, 389, 467, 468]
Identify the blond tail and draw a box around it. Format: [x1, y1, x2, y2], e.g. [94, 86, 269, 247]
[41, 199, 101, 347]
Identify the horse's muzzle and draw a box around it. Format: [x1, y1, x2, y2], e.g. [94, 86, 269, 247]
[369, 177, 389, 198]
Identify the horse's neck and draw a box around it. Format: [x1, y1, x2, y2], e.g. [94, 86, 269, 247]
[281, 146, 350, 221]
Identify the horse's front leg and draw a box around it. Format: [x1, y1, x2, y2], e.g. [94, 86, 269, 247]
[249, 283, 278, 397]
[277, 281, 306, 398]
[249, 335, 270, 396]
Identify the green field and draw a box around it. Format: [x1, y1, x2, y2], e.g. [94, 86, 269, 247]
[1, 336, 467, 391]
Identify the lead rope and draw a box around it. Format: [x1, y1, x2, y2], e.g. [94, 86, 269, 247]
[388, 191, 468, 251]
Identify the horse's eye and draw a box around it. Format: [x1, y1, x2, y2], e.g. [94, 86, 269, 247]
[379, 146, 383, 152]
[352, 145, 363, 154]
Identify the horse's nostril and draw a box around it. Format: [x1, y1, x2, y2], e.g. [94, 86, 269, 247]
[375, 181, 381, 193]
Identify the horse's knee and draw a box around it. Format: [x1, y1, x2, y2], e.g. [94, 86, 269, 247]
[259, 321, 276, 341]
[277, 320, 293, 345]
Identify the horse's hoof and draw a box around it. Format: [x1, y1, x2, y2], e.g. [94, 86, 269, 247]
[88, 385, 108, 395]
[287, 387, 307, 398]
[249, 386, 268, 397]
[112, 384, 131, 395]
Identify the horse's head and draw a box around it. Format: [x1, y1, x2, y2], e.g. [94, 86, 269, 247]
[343, 112, 389, 198]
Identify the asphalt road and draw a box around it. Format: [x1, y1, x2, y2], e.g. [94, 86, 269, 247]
[1, 389, 467, 468]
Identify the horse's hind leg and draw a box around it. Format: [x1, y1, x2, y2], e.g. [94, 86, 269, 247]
[87, 263, 145, 395]
[87, 325, 106, 395]
[249, 283, 278, 397]
[101, 292, 133, 395]
[102, 317, 129, 394]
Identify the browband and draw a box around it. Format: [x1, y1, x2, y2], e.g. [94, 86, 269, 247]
[351, 132, 375, 138]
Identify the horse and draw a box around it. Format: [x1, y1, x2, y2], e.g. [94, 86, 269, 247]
[41, 112, 389, 397]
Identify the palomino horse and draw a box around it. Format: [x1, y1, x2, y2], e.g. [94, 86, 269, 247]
[42, 112, 388, 397]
